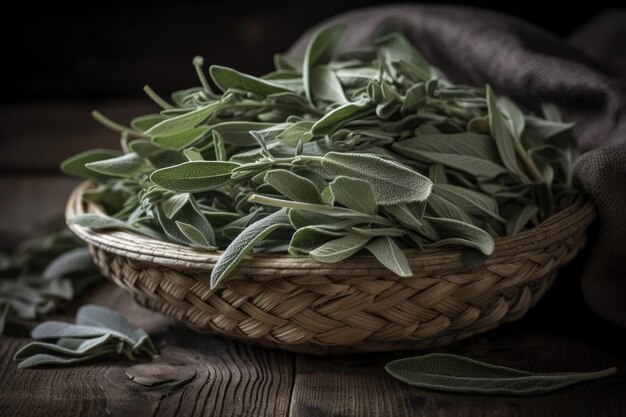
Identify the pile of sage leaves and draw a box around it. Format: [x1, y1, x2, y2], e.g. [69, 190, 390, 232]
[0, 229, 101, 334]
[63, 24, 579, 287]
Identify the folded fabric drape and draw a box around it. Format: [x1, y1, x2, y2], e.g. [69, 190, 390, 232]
[289, 6, 626, 329]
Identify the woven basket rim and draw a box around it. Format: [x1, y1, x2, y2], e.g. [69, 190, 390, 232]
[66, 181, 595, 277]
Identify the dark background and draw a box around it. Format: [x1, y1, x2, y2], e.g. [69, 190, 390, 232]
[0, 2, 622, 246]
[0, 1, 622, 103]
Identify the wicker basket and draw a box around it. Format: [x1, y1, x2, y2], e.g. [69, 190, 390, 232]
[66, 181, 595, 354]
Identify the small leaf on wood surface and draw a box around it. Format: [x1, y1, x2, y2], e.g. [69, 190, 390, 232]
[386, 353, 617, 395]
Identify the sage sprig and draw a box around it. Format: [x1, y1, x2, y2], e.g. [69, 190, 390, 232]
[385, 353, 617, 395]
[62, 23, 580, 286]
[0, 230, 101, 334]
[14, 304, 158, 368]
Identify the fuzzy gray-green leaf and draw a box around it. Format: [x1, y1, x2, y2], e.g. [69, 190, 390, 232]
[150, 161, 239, 192]
[386, 353, 617, 395]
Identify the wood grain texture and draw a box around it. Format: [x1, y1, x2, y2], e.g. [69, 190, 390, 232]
[1, 276, 624, 417]
[0, 283, 295, 417]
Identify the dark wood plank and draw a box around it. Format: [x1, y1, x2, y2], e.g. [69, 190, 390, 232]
[288, 270, 626, 417]
[0, 283, 295, 417]
[1, 267, 624, 417]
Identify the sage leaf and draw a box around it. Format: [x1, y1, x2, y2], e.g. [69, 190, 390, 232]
[264, 169, 324, 204]
[426, 216, 495, 256]
[152, 126, 209, 150]
[506, 204, 538, 235]
[310, 66, 347, 103]
[150, 161, 239, 192]
[42, 248, 93, 281]
[162, 193, 190, 219]
[328, 176, 377, 215]
[315, 152, 432, 205]
[366, 237, 412, 277]
[487, 86, 526, 180]
[60, 149, 122, 182]
[211, 121, 277, 147]
[85, 153, 149, 178]
[289, 226, 348, 255]
[175, 221, 212, 249]
[311, 99, 371, 135]
[309, 234, 370, 263]
[211, 209, 290, 288]
[131, 114, 166, 131]
[147, 101, 228, 136]
[276, 121, 315, 146]
[68, 214, 163, 240]
[385, 353, 617, 395]
[435, 184, 503, 221]
[303, 23, 346, 103]
[210, 65, 293, 95]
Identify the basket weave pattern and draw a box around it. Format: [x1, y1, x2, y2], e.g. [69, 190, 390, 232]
[67, 182, 595, 354]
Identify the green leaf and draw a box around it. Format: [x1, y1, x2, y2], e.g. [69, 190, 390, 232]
[435, 184, 503, 221]
[276, 121, 315, 146]
[211, 209, 290, 287]
[506, 204, 538, 235]
[487, 86, 526, 179]
[146, 101, 228, 136]
[183, 147, 204, 161]
[68, 214, 162, 240]
[376, 33, 431, 82]
[264, 169, 324, 204]
[385, 353, 617, 395]
[404, 151, 509, 180]
[162, 193, 190, 219]
[309, 66, 347, 103]
[392, 132, 500, 161]
[425, 217, 495, 256]
[314, 152, 432, 205]
[211, 121, 277, 147]
[175, 221, 212, 249]
[328, 176, 377, 215]
[498, 97, 525, 141]
[131, 114, 166, 132]
[152, 126, 209, 150]
[289, 226, 348, 255]
[210, 65, 293, 95]
[366, 237, 412, 277]
[303, 23, 347, 103]
[157, 197, 216, 247]
[311, 99, 371, 135]
[309, 234, 370, 263]
[60, 149, 123, 182]
[42, 248, 93, 281]
[84, 153, 149, 178]
[150, 161, 239, 192]
[426, 193, 474, 225]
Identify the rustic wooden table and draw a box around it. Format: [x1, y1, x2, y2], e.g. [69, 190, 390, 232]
[1, 271, 624, 417]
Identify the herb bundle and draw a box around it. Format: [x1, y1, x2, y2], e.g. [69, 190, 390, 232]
[63, 24, 579, 287]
